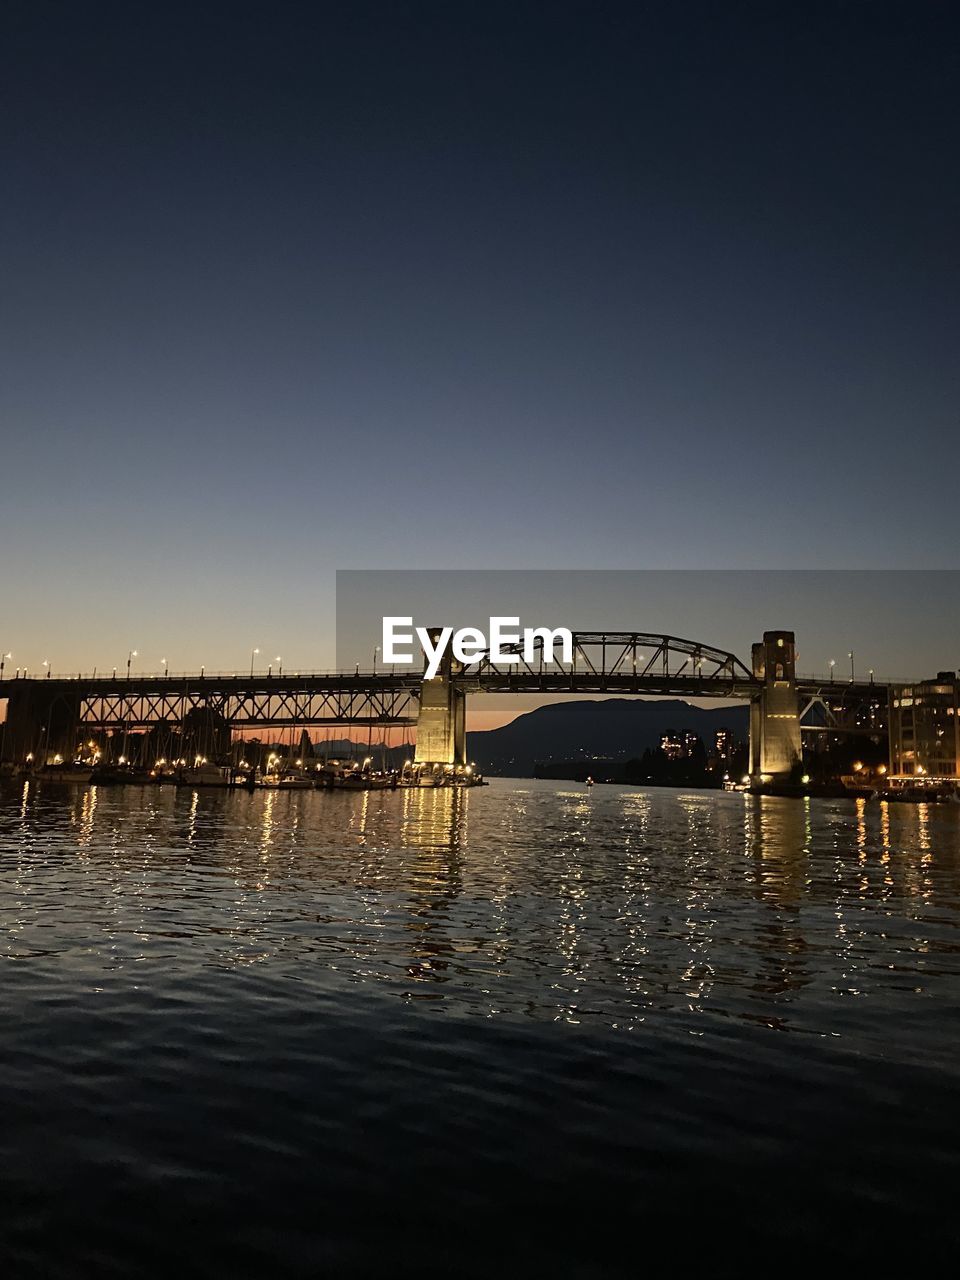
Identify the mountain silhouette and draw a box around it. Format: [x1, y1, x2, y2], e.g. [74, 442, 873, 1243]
[465, 697, 749, 777]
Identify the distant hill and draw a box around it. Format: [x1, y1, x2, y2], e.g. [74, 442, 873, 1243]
[277, 698, 749, 779]
[465, 698, 749, 777]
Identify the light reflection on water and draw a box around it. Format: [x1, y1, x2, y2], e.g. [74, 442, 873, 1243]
[2, 778, 960, 1274]
[3, 780, 960, 1034]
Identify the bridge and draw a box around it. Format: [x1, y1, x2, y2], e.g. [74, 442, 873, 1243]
[0, 630, 889, 784]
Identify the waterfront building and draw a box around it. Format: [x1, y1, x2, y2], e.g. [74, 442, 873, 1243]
[889, 672, 960, 779]
[660, 732, 683, 760]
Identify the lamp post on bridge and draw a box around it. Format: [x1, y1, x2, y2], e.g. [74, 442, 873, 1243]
[373, 645, 380, 675]
[848, 651, 855, 683]
[43, 659, 50, 680]
[828, 658, 836, 683]
[250, 647, 260, 678]
[127, 649, 137, 679]
[0, 652, 10, 681]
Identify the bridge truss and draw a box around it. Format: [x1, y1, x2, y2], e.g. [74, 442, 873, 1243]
[75, 677, 421, 732]
[468, 631, 758, 697]
[796, 682, 888, 737]
[6, 635, 891, 743]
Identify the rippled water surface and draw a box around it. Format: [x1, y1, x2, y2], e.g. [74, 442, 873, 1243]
[3, 778, 960, 1275]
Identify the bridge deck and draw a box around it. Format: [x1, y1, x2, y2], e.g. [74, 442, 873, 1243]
[0, 671, 889, 734]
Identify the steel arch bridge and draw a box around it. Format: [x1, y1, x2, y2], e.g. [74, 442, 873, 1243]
[467, 631, 756, 696]
[0, 630, 889, 771]
[43, 632, 759, 734]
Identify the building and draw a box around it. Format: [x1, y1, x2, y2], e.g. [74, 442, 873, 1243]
[659, 731, 704, 762]
[889, 672, 960, 779]
[660, 732, 683, 761]
[714, 727, 733, 761]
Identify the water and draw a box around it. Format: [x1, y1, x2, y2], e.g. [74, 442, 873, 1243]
[2, 778, 960, 1275]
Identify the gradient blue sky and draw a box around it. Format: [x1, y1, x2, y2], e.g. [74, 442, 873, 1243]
[2, 1, 957, 677]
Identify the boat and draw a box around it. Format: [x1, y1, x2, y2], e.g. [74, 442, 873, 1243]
[883, 785, 960, 804]
[875, 771, 960, 803]
[316, 761, 399, 790]
[89, 763, 154, 785]
[176, 763, 237, 788]
[34, 763, 94, 784]
[274, 773, 315, 790]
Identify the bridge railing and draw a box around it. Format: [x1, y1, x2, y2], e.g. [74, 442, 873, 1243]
[796, 672, 913, 688]
[1, 666, 924, 688]
[0, 668, 419, 683]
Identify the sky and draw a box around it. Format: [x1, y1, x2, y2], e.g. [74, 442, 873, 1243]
[1, 1, 958, 683]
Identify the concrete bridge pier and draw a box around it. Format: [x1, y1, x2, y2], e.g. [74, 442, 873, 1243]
[413, 637, 466, 775]
[413, 675, 466, 772]
[749, 630, 802, 784]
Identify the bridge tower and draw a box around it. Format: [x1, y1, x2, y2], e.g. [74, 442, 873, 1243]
[749, 630, 802, 783]
[413, 631, 466, 774]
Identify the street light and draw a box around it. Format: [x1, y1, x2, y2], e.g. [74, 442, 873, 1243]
[0, 652, 10, 681]
[848, 651, 855, 683]
[161, 657, 168, 677]
[276, 655, 282, 677]
[828, 658, 836, 682]
[127, 649, 138, 678]
[43, 659, 50, 679]
[250, 647, 260, 677]
[373, 645, 380, 674]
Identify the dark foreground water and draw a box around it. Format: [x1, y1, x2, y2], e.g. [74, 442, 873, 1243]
[2, 778, 960, 1276]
